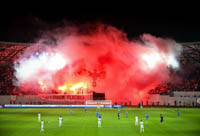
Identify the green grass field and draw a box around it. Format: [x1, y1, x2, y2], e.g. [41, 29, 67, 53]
[0, 107, 200, 136]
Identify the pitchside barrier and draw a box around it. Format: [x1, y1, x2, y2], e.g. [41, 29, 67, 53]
[1, 104, 121, 108]
[1, 100, 122, 108]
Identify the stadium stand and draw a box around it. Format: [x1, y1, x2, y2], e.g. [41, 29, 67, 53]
[149, 42, 200, 95]
[0, 41, 200, 107]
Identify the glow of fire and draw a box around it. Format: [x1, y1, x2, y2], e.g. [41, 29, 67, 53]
[38, 80, 47, 90]
[15, 52, 68, 82]
[70, 82, 87, 91]
[141, 51, 179, 70]
[57, 82, 87, 93]
[166, 54, 179, 68]
[39, 52, 67, 71]
[58, 85, 67, 92]
[141, 52, 163, 69]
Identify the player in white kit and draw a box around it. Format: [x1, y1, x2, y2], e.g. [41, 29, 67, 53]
[40, 120, 44, 132]
[58, 116, 63, 127]
[140, 120, 144, 133]
[38, 113, 41, 122]
[98, 117, 101, 128]
[135, 116, 138, 126]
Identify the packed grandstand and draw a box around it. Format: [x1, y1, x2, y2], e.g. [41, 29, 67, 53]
[0, 41, 199, 96]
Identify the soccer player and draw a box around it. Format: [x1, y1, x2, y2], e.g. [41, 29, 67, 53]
[118, 111, 120, 120]
[160, 113, 164, 123]
[177, 109, 180, 117]
[135, 116, 138, 126]
[58, 116, 63, 127]
[96, 110, 99, 117]
[97, 104, 101, 111]
[98, 115, 101, 128]
[140, 120, 144, 133]
[70, 108, 72, 116]
[126, 110, 128, 118]
[118, 107, 120, 114]
[145, 113, 149, 120]
[40, 120, 44, 132]
[85, 107, 87, 113]
[38, 112, 41, 122]
[99, 113, 101, 119]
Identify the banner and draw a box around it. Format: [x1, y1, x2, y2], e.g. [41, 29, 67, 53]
[197, 98, 200, 104]
[10, 95, 17, 101]
[39, 94, 92, 102]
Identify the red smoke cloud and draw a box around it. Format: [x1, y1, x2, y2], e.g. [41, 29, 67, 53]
[14, 24, 182, 104]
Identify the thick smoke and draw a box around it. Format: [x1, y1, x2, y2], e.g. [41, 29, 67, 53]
[14, 24, 182, 104]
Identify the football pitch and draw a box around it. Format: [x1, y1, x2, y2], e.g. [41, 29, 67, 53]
[0, 107, 200, 136]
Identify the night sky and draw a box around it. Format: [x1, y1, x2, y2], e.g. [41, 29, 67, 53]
[0, 7, 199, 43]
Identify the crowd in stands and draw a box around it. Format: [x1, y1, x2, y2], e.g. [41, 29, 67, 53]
[150, 68, 200, 95]
[1, 66, 199, 95]
[0, 65, 15, 95]
[0, 46, 200, 95]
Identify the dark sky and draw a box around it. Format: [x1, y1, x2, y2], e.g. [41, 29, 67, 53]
[0, 7, 199, 43]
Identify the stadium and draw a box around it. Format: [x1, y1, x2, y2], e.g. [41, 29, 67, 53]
[0, 8, 200, 136]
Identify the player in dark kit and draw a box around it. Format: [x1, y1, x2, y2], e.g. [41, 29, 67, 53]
[118, 111, 120, 120]
[160, 113, 164, 123]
